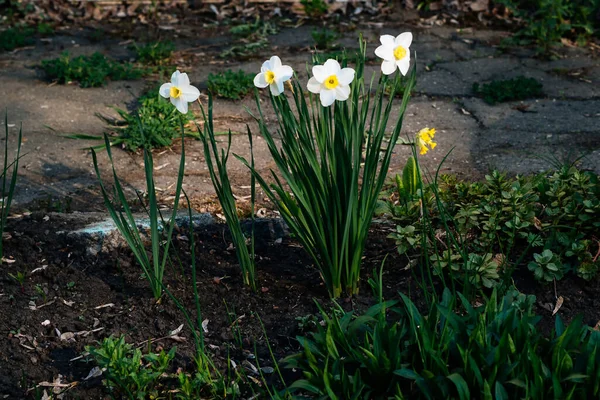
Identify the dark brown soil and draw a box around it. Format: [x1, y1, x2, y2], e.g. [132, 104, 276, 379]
[0, 213, 599, 399]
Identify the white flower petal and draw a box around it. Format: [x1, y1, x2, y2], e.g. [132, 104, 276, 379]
[261, 60, 271, 73]
[254, 72, 268, 88]
[375, 44, 394, 61]
[171, 70, 180, 85]
[159, 83, 172, 98]
[337, 68, 355, 85]
[270, 81, 283, 96]
[397, 56, 410, 76]
[320, 89, 336, 107]
[276, 65, 293, 82]
[171, 97, 188, 114]
[180, 85, 200, 102]
[380, 34, 396, 48]
[334, 85, 350, 101]
[323, 59, 341, 76]
[178, 72, 191, 87]
[312, 65, 327, 83]
[396, 32, 413, 49]
[307, 77, 321, 93]
[269, 56, 282, 71]
[381, 60, 397, 75]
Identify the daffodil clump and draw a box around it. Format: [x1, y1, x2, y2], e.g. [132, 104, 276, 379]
[241, 34, 416, 297]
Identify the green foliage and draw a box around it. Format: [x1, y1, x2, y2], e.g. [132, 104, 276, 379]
[237, 39, 416, 297]
[0, 26, 34, 51]
[528, 249, 565, 281]
[386, 166, 600, 285]
[284, 289, 600, 399]
[86, 336, 175, 399]
[133, 40, 175, 65]
[301, 0, 328, 18]
[221, 17, 277, 60]
[92, 129, 185, 299]
[472, 76, 543, 104]
[207, 70, 255, 100]
[1, 114, 22, 261]
[311, 28, 338, 50]
[102, 91, 196, 151]
[229, 18, 278, 38]
[41, 52, 144, 88]
[199, 95, 257, 290]
[499, 0, 600, 53]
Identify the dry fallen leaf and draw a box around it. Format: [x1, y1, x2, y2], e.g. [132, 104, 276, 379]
[552, 296, 564, 316]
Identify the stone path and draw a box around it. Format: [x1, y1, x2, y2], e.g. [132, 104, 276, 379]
[0, 22, 598, 211]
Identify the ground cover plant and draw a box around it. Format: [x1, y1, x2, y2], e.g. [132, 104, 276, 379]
[472, 76, 543, 104]
[385, 165, 600, 289]
[0, 25, 34, 51]
[207, 69, 255, 100]
[498, 0, 600, 53]
[41, 51, 144, 88]
[133, 40, 175, 66]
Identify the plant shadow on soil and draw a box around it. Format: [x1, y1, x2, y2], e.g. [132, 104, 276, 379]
[0, 213, 599, 398]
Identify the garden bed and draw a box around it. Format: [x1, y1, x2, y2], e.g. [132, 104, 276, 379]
[1, 212, 599, 398]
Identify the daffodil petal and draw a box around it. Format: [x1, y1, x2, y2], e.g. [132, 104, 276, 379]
[171, 97, 188, 114]
[254, 72, 269, 88]
[323, 59, 341, 76]
[277, 65, 293, 82]
[159, 83, 172, 98]
[269, 56, 282, 70]
[261, 60, 271, 73]
[170, 70, 180, 85]
[397, 57, 410, 76]
[320, 89, 336, 107]
[396, 32, 413, 49]
[381, 60, 397, 75]
[337, 68, 355, 85]
[178, 72, 191, 87]
[312, 65, 327, 83]
[307, 76, 321, 93]
[375, 44, 394, 61]
[270, 82, 282, 96]
[334, 85, 350, 101]
[180, 85, 200, 102]
[380, 34, 396, 48]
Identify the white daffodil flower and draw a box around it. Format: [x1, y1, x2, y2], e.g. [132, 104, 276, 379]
[307, 59, 355, 107]
[254, 56, 294, 96]
[159, 70, 200, 114]
[375, 32, 413, 76]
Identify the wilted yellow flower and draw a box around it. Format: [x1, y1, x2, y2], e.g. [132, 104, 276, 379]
[417, 128, 437, 155]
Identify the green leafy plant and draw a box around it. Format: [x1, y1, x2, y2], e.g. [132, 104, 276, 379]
[0, 26, 34, 51]
[0, 114, 22, 262]
[199, 95, 257, 290]
[133, 40, 175, 65]
[8, 271, 25, 290]
[207, 70, 255, 100]
[41, 52, 144, 88]
[69, 89, 198, 151]
[528, 249, 565, 281]
[472, 76, 543, 104]
[284, 289, 600, 399]
[237, 39, 416, 297]
[311, 28, 338, 50]
[386, 164, 600, 285]
[221, 17, 277, 60]
[91, 130, 185, 300]
[301, 0, 328, 18]
[86, 336, 175, 399]
[499, 0, 599, 53]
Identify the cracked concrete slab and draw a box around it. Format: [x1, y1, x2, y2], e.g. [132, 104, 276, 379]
[0, 23, 599, 212]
